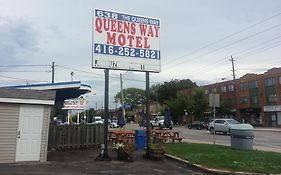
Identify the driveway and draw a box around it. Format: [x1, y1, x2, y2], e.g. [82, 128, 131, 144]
[0, 148, 208, 175]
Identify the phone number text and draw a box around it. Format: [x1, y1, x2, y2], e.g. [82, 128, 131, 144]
[93, 44, 160, 59]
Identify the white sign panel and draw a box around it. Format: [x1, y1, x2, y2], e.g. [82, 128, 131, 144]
[264, 105, 281, 112]
[62, 96, 86, 110]
[92, 9, 161, 72]
[209, 94, 220, 107]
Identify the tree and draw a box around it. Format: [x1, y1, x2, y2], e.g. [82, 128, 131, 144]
[150, 79, 197, 104]
[218, 98, 235, 117]
[114, 88, 145, 109]
[165, 94, 189, 123]
[191, 89, 208, 121]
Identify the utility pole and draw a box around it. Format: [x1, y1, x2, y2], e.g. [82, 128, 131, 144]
[230, 56, 240, 120]
[71, 72, 74, 81]
[51, 62, 55, 83]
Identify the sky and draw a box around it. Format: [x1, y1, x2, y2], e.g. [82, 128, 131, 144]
[0, 0, 281, 109]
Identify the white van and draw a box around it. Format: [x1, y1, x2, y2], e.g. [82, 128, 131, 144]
[93, 116, 103, 124]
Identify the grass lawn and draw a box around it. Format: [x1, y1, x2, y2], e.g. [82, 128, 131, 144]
[164, 143, 281, 174]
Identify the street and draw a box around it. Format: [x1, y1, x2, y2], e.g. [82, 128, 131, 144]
[125, 124, 281, 153]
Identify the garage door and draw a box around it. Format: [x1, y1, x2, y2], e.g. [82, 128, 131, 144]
[16, 104, 43, 162]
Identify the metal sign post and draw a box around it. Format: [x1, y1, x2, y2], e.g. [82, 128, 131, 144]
[102, 69, 110, 159]
[209, 94, 220, 145]
[145, 72, 151, 158]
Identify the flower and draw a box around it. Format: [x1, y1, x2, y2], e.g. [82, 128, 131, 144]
[113, 143, 125, 150]
[113, 143, 136, 161]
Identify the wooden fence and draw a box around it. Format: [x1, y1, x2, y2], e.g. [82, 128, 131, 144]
[48, 124, 103, 150]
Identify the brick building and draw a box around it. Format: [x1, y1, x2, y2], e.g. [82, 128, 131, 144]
[202, 68, 281, 127]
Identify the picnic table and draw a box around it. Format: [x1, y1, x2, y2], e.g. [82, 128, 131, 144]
[109, 130, 135, 144]
[151, 129, 182, 143]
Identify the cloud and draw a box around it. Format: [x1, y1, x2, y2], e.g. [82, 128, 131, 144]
[0, 16, 39, 65]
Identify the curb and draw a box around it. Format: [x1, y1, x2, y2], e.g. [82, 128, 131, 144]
[253, 128, 281, 132]
[165, 154, 263, 175]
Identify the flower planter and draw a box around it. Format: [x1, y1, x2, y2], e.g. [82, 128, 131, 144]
[117, 150, 129, 161]
[149, 147, 165, 160]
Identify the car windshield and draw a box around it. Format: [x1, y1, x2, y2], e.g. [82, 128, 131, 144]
[157, 116, 165, 120]
[226, 119, 240, 124]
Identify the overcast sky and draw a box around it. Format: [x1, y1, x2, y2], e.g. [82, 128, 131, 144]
[1, 0, 281, 109]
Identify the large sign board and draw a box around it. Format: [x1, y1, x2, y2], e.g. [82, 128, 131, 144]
[62, 96, 86, 110]
[92, 9, 161, 72]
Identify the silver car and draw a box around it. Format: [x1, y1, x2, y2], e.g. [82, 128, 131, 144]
[208, 118, 240, 135]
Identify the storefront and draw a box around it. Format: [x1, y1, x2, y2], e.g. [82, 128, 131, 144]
[240, 108, 262, 126]
[264, 105, 281, 127]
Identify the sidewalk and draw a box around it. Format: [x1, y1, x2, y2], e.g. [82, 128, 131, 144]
[0, 148, 208, 175]
[253, 127, 281, 132]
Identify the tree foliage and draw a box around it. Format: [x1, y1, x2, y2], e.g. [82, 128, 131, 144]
[150, 79, 197, 104]
[191, 89, 208, 121]
[114, 88, 145, 109]
[165, 94, 189, 123]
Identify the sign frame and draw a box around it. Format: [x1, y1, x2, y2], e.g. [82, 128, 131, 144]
[62, 96, 86, 110]
[92, 9, 161, 73]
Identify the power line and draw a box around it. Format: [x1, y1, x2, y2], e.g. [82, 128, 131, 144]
[176, 35, 281, 78]
[161, 11, 281, 68]
[0, 74, 48, 82]
[0, 70, 51, 73]
[162, 22, 281, 73]
[56, 65, 162, 84]
[0, 64, 50, 67]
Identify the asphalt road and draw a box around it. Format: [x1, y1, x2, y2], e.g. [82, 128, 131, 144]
[125, 124, 281, 153]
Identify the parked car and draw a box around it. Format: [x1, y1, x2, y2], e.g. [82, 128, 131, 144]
[150, 115, 173, 130]
[208, 118, 240, 135]
[109, 120, 118, 128]
[187, 121, 208, 130]
[93, 116, 103, 124]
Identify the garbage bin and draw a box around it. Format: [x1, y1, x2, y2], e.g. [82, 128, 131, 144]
[230, 124, 254, 150]
[135, 130, 146, 150]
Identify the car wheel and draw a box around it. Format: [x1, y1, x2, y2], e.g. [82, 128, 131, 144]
[169, 126, 173, 130]
[198, 126, 202, 130]
[210, 127, 215, 135]
[188, 126, 191, 129]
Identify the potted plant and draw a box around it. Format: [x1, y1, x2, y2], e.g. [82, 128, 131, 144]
[113, 143, 136, 161]
[148, 143, 165, 160]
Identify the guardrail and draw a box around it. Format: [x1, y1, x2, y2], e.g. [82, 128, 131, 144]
[48, 124, 103, 150]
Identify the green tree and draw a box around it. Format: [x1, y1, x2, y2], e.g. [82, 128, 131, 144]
[114, 88, 145, 109]
[191, 89, 208, 121]
[150, 79, 197, 104]
[165, 94, 189, 123]
[218, 98, 235, 116]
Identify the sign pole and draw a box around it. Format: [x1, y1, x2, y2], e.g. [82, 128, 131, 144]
[145, 72, 151, 158]
[102, 69, 109, 159]
[213, 94, 216, 144]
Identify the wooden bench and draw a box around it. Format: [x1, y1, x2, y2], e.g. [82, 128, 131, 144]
[172, 137, 182, 143]
[153, 136, 167, 143]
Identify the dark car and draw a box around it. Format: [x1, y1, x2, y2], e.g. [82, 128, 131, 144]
[187, 121, 208, 130]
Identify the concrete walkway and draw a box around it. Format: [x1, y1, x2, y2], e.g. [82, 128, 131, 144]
[0, 149, 208, 175]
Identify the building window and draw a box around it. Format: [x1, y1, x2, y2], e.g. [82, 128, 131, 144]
[240, 82, 248, 91]
[250, 96, 258, 105]
[204, 89, 209, 94]
[265, 77, 275, 86]
[279, 76, 281, 84]
[212, 88, 217, 93]
[249, 81, 258, 88]
[221, 86, 227, 92]
[228, 84, 234, 91]
[240, 96, 248, 104]
[266, 94, 277, 105]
